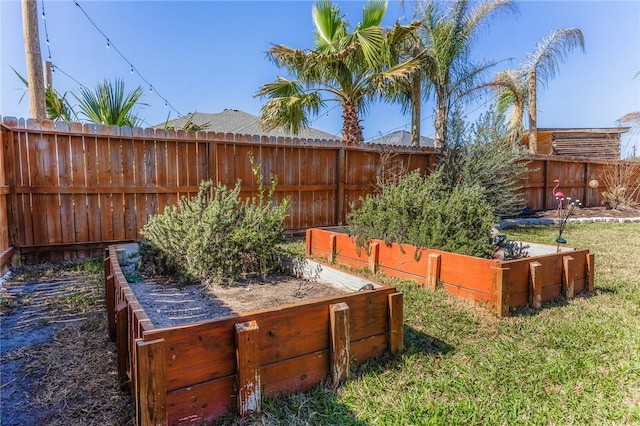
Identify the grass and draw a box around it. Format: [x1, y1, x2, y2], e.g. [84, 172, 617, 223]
[227, 223, 640, 425]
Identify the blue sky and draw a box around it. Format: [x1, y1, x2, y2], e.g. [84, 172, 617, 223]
[1, 1, 639, 155]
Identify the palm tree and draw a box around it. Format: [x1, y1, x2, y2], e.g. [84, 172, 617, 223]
[492, 68, 528, 147]
[74, 78, 146, 127]
[256, 0, 419, 145]
[523, 28, 585, 154]
[413, 0, 516, 149]
[13, 67, 76, 123]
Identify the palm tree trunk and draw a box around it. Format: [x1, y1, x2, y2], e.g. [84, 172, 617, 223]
[528, 69, 538, 155]
[434, 92, 447, 149]
[410, 74, 421, 147]
[342, 100, 364, 145]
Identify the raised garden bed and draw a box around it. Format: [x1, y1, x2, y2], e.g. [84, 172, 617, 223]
[104, 244, 403, 425]
[306, 227, 595, 317]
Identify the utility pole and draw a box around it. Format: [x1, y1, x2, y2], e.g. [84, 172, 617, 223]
[21, 0, 46, 119]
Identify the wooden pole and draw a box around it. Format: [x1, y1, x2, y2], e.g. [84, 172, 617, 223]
[529, 261, 542, 309]
[329, 302, 350, 387]
[425, 253, 441, 290]
[235, 320, 261, 416]
[21, 0, 46, 119]
[368, 242, 379, 274]
[388, 293, 404, 354]
[586, 253, 595, 293]
[43, 60, 52, 89]
[116, 302, 129, 389]
[106, 274, 116, 340]
[563, 255, 575, 299]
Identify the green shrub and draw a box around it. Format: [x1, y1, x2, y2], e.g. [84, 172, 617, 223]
[347, 170, 496, 258]
[140, 169, 289, 285]
[439, 108, 528, 218]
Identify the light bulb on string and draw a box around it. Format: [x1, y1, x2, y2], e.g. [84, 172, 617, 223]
[149, 86, 153, 93]
[130, 66, 134, 74]
[46, 38, 50, 45]
[106, 39, 111, 49]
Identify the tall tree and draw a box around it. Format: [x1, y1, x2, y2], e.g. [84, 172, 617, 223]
[414, 0, 516, 149]
[74, 78, 145, 127]
[523, 28, 584, 154]
[256, 0, 419, 145]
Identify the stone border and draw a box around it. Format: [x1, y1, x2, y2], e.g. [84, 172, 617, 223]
[497, 216, 640, 230]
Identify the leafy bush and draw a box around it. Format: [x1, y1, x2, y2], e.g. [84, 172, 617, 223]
[439, 108, 528, 218]
[347, 170, 496, 258]
[140, 166, 289, 285]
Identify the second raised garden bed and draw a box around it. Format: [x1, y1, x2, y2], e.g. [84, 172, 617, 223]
[104, 245, 403, 425]
[306, 227, 595, 317]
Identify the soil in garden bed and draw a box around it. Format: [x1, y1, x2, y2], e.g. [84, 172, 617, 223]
[121, 251, 349, 329]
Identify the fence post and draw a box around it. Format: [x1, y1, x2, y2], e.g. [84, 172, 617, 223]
[529, 261, 542, 309]
[328, 234, 337, 263]
[235, 320, 261, 416]
[329, 302, 350, 387]
[586, 253, 595, 292]
[368, 242, 379, 274]
[563, 255, 575, 299]
[116, 302, 129, 389]
[106, 273, 116, 340]
[425, 253, 441, 290]
[136, 339, 167, 426]
[491, 267, 509, 318]
[305, 229, 312, 256]
[388, 293, 404, 354]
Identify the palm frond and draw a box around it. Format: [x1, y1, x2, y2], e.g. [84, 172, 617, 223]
[523, 28, 585, 88]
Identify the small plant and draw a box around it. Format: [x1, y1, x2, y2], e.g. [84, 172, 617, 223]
[140, 156, 289, 285]
[552, 179, 582, 252]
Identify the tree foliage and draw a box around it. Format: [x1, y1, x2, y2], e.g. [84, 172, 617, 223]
[256, 0, 420, 145]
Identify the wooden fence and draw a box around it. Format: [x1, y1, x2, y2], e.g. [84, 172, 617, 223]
[1, 117, 637, 264]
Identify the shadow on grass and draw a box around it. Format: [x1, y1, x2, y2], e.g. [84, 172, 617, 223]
[509, 290, 599, 317]
[402, 325, 453, 356]
[213, 380, 369, 426]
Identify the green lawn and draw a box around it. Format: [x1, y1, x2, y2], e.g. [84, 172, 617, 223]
[231, 223, 640, 425]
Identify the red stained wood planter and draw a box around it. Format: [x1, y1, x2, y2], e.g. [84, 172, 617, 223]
[104, 245, 402, 425]
[306, 227, 595, 318]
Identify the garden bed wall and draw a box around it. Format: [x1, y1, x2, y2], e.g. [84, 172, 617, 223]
[306, 228, 594, 317]
[104, 245, 403, 425]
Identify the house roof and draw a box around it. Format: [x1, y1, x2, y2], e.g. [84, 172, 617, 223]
[535, 127, 630, 134]
[367, 130, 435, 148]
[155, 109, 339, 140]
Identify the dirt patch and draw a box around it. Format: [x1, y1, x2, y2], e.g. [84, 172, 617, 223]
[0, 262, 134, 426]
[122, 252, 348, 329]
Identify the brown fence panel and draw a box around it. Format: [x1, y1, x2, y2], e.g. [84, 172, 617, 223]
[0, 126, 13, 274]
[1, 117, 635, 263]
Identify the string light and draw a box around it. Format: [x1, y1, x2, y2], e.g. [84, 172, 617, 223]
[72, 0, 182, 117]
[41, 0, 53, 63]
